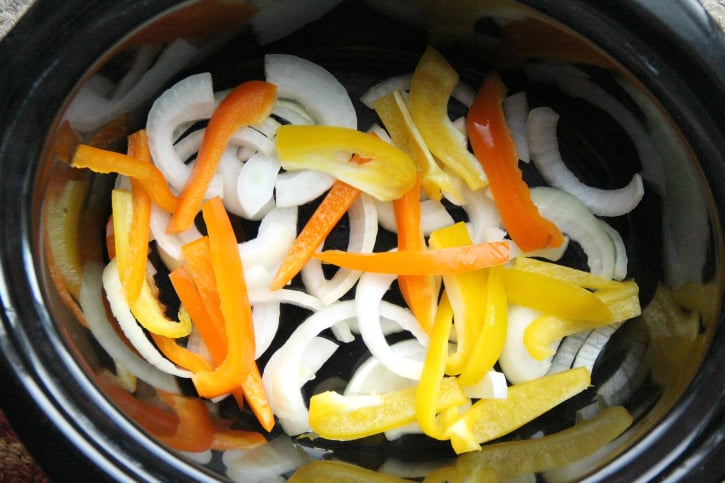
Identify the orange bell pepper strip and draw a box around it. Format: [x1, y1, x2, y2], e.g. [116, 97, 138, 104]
[269, 153, 368, 291]
[167, 80, 277, 234]
[156, 391, 215, 452]
[97, 375, 179, 438]
[394, 175, 440, 334]
[150, 331, 215, 374]
[241, 363, 275, 432]
[314, 240, 510, 275]
[211, 428, 267, 451]
[190, 197, 255, 396]
[467, 72, 564, 252]
[122, 130, 153, 304]
[70, 144, 177, 213]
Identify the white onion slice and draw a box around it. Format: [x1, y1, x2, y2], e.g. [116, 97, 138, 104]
[223, 435, 307, 482]
[67, 40, 198, 133]
[262, 301, 358, 435]
[252, 302, 281, 360]
[216, 146, 246, 217]
[237, 152, 281, 219]
[599, 220, 628, 281]
[355, 272, 429, 380]
[499, 304, 555, 384]
[461, 370, 508, 400]
[525, 61, 665, 196]
[275, 170, 336, 207]
[530, 186, 617, 279]
[146, 72, 223, 198]
[459, 180, 503, 244]
[80, 262, 180, 393]
[101, 259, 192, 378]
[238, 206, 298, 274]
[301, 194, 378, 305]
[504, 91, 530, 163]
[265, 53, 357, 129]
[375, 199, 455, 236]
[547, 330, 592, 375]
[571, 323, 622, 374]
[344, 339, 424, 395]
[148, 204, 203, 267]
[527, 106, 644, 217]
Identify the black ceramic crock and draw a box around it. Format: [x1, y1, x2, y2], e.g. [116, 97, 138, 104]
[0, 0, 723, 481]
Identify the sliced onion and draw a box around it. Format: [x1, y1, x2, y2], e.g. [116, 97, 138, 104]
[571, 323, 622, 374]
[530, 186, 617, 279]
[461, 370, 508, 399]
[237, 152, 281, 219]
[80, 262, 180, 393]
[527, 106, 644, 217]
[524, 61, 665, 196]
[355, 272, 429, 380]
[148, 204, 203, 268]
[301, 194, 378, 305]
[67, 40, 198, 132]
[599, 220, 628, 281]
[216, 145, 246, 217]
[223, 435, 307, 482]
[265, 53, 357, 129]
[344, 339, 425, 395]
[375, 198, 455, 235]
[252, 302, 281, 360]
[275, 170, 336, 207]
[504, 91, 530, 163]
[499, 304, 555, 384]
[272, 99, 316, 125]
[238, 206, 298, 274]
[262, 301, 359, 435]
[146, 72, 223, 198]
[459, 180, 503, 244]
[547, 330, 592, 375]
[102, 259, 192, 379]
[230, 125, 277, 156]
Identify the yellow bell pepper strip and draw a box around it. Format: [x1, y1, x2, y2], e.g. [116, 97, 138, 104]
[168, 80, 277, 234]
[191, 196, 256, 398]
[309, 377, 466, 441]
[445, 367, 591, 454]
[269, 152, 367, 291]
[458, 265, 507, 386]
[123, 129, 153, 305]
[275, 125, 417, 202]
[111, 189, 192, 338]
[523, 283, 641, 360]
[290, 460, 408, 483]
[416, 291, 455, 439]
[512, 256, 622, 291]
[428, 222, 488, 375]
[501, 267, 613, 322]
[394, 175, 440, 334]
[373, 89, 459, 202]
[425, 406, 632, 482]
[409, 46, 487, 190]
[467, 72, 564, 252]
[314, 240, 510, 276]
[70, 144, 177, 213]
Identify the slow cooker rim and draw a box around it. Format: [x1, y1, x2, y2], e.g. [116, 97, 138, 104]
[0, 0, 723, 481]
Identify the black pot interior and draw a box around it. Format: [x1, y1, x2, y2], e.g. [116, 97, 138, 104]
[1, 0, 723, 481]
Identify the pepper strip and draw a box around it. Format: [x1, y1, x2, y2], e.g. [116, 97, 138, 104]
[71, 144, 177, 212]
[168, 80, 277, 233]
[191, 197, 255, 398]
[156, 391, 215, 452]
[410, 46, 487, 190]
[467, 72, 563, 252]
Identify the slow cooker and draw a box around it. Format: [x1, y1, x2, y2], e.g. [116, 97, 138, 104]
[0, 0, 723, 481]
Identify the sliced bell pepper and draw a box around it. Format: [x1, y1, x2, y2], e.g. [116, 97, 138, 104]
[426, 406, 632, 482]
[314, 240, 509, 275]
[211, 428, 267, 451]
[467, 72, 564, 252]
[156, 391, 215, 452]
[111, 189, 191, 338]
[290, 460, 408, 483]
[373, 89, 459, 202]
[409, 46, 487, 190]
[309, 377, 466, 441]
[445, 367, 591, 454]
[190, 197, 256, 398]
[71, 144, 177, 213]
[501, 267, 613, 322]
[270, 153, 367, 291]
[394, 175, 440, 334]
[512, 256, 622, 291]
[168, 80, 277, 233]
[458, 265, 508, 386]
[275, 125, 417, 202]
